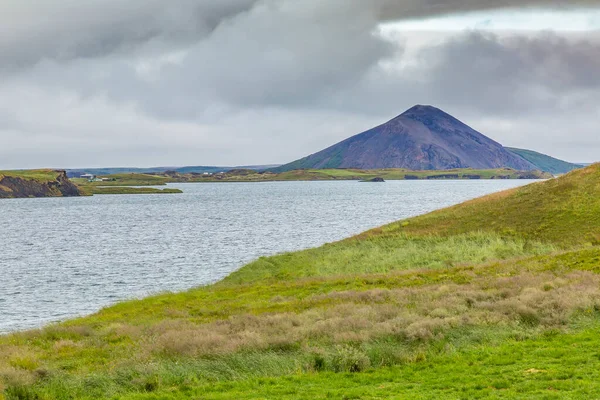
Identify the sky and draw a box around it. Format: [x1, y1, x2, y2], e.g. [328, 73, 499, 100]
[1, 0, 599, 168]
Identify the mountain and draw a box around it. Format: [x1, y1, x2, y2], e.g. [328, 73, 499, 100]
[273, 105, 537, 172]
[506, 148, 583, 175]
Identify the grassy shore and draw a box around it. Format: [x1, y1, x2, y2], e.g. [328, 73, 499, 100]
[1, 165, 599, 399]
[72, 175, 182, 195]
[69, 168, 550, 196]
[77, 185, 182, 195]
[72, 174, 170, 187]
[176, 167, 552, 182]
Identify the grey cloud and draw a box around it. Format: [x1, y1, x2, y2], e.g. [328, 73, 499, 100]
[412, 31, 600, 115]
[375, 0, 600, 20]
[3, 0, 600, 68]
[0, 0, 259, 68]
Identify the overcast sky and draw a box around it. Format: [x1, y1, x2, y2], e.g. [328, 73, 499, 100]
[1, 0, 599, 168]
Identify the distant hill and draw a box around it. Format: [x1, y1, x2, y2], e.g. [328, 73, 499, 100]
[66, 165, 280, 178]
[506, 148, 583, 175]
[273, 105, 537, 172]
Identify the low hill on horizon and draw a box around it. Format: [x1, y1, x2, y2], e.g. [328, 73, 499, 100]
[506, 147, 583, 175]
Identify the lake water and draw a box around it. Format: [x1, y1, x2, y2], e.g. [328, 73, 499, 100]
[0, 180, 538, 333]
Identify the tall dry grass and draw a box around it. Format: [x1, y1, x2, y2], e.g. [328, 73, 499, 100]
[150, 271, 600, 358]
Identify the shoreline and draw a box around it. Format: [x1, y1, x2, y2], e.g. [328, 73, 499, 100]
[0, 179, 542, 336]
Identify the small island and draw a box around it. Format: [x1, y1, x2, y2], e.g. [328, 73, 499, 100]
[361, 177, 385, 182]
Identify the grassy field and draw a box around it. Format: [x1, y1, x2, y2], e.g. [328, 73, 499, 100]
[0, 170, 63, 182]
[1, 165, 599, 399]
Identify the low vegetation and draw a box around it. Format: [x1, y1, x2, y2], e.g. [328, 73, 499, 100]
[72, 174, 182, 195]
[1, 165, 599, 399]
[67, 168, 550, 197]
[72, 174, 170, 187]
[137, 167, 551, 183]
[77, 186, 182, 195]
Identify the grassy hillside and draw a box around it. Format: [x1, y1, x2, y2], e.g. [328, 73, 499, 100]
[507, 148, 583, 174]
[1, 165, 600, 399]
[381, 164, 600, 247]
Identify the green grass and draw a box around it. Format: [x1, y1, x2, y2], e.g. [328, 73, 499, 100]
[1, 165, 600, 399]
[0, 170, 61, 182]
[79, 187, 182, 195]
[120, 321, 600, 400]
[381, 164, 600, 246]
[507, 147, 583, 175]
[224, 232, 556, 284]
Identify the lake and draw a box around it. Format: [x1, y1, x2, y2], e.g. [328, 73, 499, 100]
[1, 180, 538, 333]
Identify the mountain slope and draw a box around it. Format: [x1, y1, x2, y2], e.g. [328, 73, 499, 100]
[275, 105, 537, 172]
[506, 147, 583, 174]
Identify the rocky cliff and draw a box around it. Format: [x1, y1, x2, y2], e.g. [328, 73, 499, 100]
[0, 170, 82, 198]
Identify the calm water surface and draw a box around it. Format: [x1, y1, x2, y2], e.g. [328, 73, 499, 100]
[1, 180, 537, 333]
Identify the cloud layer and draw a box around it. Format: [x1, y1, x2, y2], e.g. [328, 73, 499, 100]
[1, 0, 599, 168]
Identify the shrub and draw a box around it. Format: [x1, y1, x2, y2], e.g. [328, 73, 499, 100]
[329, 345, 370, 373]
